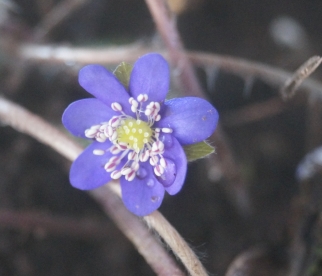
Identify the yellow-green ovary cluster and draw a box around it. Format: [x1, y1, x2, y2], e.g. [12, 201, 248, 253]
[116, 118, 152, 151]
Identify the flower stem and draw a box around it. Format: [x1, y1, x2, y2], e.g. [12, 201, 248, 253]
[144, 212, 209, 276]
[0, 96, 184, 276]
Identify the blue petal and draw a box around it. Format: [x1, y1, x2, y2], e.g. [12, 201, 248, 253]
[161, 135, 187, 195]
[70, 141, 113, 190]
[62, 99, 116, 138]
[78, 65, 132, 114]
[129, 53, 169, 103]
[120, 162, 165, 216]
[156, 97, 219, 145]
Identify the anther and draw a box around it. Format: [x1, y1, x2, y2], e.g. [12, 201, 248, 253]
[111, 170, 122, 179]
[111, 102, 122, 112]
[162, 128, 173, 133]
[160, 157, 167, 168]
[93, 149, 105, 155]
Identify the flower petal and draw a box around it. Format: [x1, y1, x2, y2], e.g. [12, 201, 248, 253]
[129, 53, 169, 103]
[78, 65, 131, 114]
[157, 97, 219, 145]
[121, 163, 165, 216]
[62, 98, 116, 138]
[70, 141, 113, 190]
[161, 135, 187, 195]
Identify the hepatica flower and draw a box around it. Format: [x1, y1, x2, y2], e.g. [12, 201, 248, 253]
[62, 53, 218, 216]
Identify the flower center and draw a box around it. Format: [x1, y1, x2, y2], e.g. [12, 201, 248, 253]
[84, 93, 173, 181]
[116, 119, 152, 151]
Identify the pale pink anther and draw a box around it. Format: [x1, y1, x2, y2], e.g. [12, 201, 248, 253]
[93, 149, 105, 155]
[85, 129, 97, 138]
[149, 155, 159, 166]
[96, 134, 107, 143]
[125, 170, 136, 181]
[111, 170, 122, 179]
[111, 102, 122, 112]
[144, 108, 152, 116]
[108, 155, 122, 164]
[151, 141, 164, 152]
[104, 162, 117, 172]
[121, 167, 132, 176]
[154, 165, 165, 176]
[137, 94, 148, 102]
[162, 127, 173, 133]
[139, 150, 150, 162]
[160, 157, 167, 168]
[128, 151, 137, 160]
[110, 131, 117, 141]
[155, 114, 161, 121]
[131, 161, 140, 172]
[117, 142, 128, 150]
[105, 125, 114, 138]
[109, 116, 121, 128]
[110, 145, 122, 154]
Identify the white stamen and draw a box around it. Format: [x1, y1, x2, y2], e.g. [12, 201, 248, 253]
[93, 149, 105, 155]
[160, 157, 167, 168]
[104, 162, 117, 172]
[111, 170, 122, 179]
[121, 167, 132, 175]
[128, 151, 137, 160]
[140, 150, 150, 162]
[111, 102, 122, 112]
[126, 170, 136, 181]
[131, 161, 140, 172]
[110, 145, 122, 154]
[154, 165, 164, 176]
[162, 128, 173, 133]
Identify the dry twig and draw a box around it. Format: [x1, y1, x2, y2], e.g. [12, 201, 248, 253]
[280, 56, 322, 100]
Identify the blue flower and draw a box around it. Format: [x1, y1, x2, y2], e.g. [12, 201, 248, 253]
[62, 53, 218, 216]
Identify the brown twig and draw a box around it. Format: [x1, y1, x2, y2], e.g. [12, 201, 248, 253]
[280, 56, 322, 100]
[18, 43, 150, 65]
[145, 0, 203, 98]
[144, 211, 209, 276]
[33, 0, 89, 41]
[221, 97, 288, 127]
[0, 209, 116, 241]
[0, 96, 185, 276]
[91, 185, 184, 276]
[16, 43, 322, 96]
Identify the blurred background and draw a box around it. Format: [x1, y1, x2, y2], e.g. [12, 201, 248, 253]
[0, 0, 322, 275]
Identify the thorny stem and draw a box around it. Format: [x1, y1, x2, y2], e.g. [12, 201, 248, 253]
[0, 96, 189, 276]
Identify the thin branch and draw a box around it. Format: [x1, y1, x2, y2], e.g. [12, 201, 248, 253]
[145, 0, 204, 98]
[220, 97, 289, 127]
[16, 43, 322, 96]
[33, 0, 89, 41]
[0, 96, 184, 276]
[144, 212, 209, 276]
[90, 185, 184, 276]
[18, 43, 150, 65]
[188, 52, 322, 98]
[0, 209, 116, 241]
[280, 56, 322, 100]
